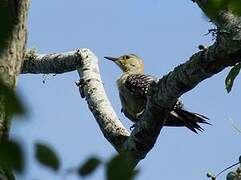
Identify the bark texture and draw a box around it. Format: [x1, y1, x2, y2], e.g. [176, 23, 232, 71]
[76, 49, 130, 150]
[21, 49, 82, 74]
[0, 1, 29, 178]
[0, 1, 29, 179]
[0, 0, 29, 140]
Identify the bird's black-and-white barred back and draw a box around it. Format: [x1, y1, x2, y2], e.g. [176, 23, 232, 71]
[125, 74, 156, 98]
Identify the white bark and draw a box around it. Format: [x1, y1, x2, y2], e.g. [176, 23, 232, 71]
[21, 49, 82, 74]
[76, 49, 130, 151]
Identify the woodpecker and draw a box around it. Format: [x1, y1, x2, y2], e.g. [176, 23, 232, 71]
[105, 54, 210, 133]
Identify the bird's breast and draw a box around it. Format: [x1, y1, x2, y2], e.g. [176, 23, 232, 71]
[117, 76, 145, 119]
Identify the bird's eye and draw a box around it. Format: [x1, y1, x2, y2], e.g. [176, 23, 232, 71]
[124, 55, 130, 60]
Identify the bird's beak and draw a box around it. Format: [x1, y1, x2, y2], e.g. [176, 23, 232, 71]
[104, 56, 118, 62]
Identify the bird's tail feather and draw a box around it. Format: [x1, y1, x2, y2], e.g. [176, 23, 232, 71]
[164, 109, 210, 133]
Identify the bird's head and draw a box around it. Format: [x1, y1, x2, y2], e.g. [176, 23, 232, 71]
[104, 54, 144, 73]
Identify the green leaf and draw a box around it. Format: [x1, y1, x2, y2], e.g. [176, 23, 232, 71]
[201, 0, 228, 20]
[0, 140, 24, 173]
[228, 0, 241, 16]
[35, 143, 60, 171]
[0, 1, 15, 55]
[201, 0, 241, 19]
[225, 63, 241, 93]
[0, 79, 25, 115]
[106, 152, 138, 180]
[78, 157, 101, 177]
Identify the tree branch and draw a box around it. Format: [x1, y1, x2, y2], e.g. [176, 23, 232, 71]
[154, 11, 241, 106]
[21, 49, 82, 74]
[20, 10, 241, 167]
[75, 49, 130, 151]
[125, 11, 241, 163]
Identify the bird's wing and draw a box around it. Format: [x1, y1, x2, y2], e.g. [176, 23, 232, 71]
[125, 74, 210, 132]
[125, 74, 156, 99]
[125, 74, 183, 107]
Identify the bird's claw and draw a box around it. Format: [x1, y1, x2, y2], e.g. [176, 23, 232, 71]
[75, 79, 84, 87]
